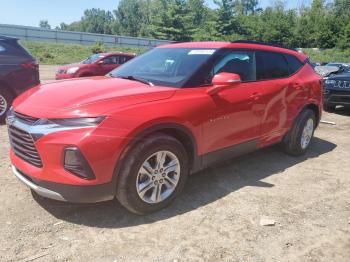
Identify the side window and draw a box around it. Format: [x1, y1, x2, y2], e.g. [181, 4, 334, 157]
[0, 44, 5, 52]
[213, 50, 256, 82]
[111, 56, 120, 64]
[103, 57, 114, 65]
[256, 51, 289, 80]
[119, 56, 132, 64]
[285, 54, 304, 75]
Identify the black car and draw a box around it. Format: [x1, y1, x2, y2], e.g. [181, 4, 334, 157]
[323, 68, 350, 112]
[0, 35, 39, 122]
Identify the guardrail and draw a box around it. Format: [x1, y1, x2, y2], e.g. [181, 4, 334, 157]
[0, 24, 172, 48]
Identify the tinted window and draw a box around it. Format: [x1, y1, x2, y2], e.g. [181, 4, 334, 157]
[0, 41, 31, 57]
[285, 54, 303, 74]
[213, 50, 255, 81]
[256, 51, 289, 80]
[119, 56, 132, 64]
[104, 56, 119, 64]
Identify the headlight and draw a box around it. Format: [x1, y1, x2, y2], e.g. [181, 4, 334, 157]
[39, 117, 106, 127]
[31, 117, 106, 141]
[67, 67, 80, 74]
[325, 80, 336, 85]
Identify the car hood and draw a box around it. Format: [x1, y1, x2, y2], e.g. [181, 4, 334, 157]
[328, 73, 350, 80]
[315, 66, 340, 77]
[13, 76, 176, 118]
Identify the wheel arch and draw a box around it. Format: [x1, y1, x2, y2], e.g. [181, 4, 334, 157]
[112, 123, 199, 188]
[0, 80, 16, 97]
[304, 103, 320, 127]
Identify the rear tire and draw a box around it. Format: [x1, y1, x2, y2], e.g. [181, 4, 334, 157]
[116, 133, 189, 215]
[281, 109, 316, 156]
[0, 88, 13, 123]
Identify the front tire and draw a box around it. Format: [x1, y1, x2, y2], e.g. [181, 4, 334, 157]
[116, 133, 189, 215]
[282, 109, 316, 156]
[0, 88, 13, 123]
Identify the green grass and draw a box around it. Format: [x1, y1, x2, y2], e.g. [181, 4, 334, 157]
[302, 48, 350, 63]
[21, 41, 350, 65]
[21, 41, 147, 65]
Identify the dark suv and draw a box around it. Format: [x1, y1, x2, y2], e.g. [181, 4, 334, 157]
[324, 68, 350, 111]
[0, 35, 39, 122]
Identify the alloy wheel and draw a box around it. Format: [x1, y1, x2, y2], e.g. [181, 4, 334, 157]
[0, 94, 8, 116]
[301, 118, 314, 149]
[136, 150, 180, 204]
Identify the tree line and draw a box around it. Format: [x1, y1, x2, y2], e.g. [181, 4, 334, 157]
[39, 0, 350, 50]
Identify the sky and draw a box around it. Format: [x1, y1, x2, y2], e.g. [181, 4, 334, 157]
[0, 0, 307, 28]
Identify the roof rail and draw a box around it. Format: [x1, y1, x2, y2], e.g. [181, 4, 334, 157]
[232, 40, 298, 52]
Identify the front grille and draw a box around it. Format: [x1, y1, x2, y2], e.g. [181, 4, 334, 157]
[330, 95, 350, 104]
[57, 69, 66, 74]
[333, 80, 350, 89]
[14, 111, 39, 125]
[8, 125, 43, 168]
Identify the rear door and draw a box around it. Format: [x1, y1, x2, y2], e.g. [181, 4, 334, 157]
[255, 50, 301, 146]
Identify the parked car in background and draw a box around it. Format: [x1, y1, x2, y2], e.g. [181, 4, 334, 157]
[326, 62, 350, 73]
[56, 52, 136, 80]
[323, 69, 350, 111]
[7, 41, 322, 214]
[0, 35, 39, 122]
[314, 65, 342, 78]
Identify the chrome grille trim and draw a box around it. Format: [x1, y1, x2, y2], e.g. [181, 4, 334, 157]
[14, 111, 39, 125]
[8, 125, 43, 168]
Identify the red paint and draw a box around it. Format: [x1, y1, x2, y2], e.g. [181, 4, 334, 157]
[10, 42, 322, 187]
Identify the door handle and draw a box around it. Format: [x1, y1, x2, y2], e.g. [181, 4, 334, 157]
[250, 92, 262, 101]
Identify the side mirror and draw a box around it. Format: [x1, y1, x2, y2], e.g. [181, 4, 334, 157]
[206, 72, 241, 95]
[97, 60, 105, 65]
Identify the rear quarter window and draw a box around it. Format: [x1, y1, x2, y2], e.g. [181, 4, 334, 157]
[4, 40, 32, 58]
[256, 51, 289, 80]
[285, 54, 304, 75]
[0, 44, 5, 52]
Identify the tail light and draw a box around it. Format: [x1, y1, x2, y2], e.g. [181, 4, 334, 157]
[21, 60, 39, 70]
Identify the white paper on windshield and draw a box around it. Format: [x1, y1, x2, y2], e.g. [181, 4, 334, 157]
[188, 49, 216, 55]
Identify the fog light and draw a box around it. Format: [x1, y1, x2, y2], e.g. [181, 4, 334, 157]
[64, 147, 95, 180]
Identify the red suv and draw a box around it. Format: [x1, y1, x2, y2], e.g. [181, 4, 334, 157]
[7, 41, 322, 214]
[55, 52, 135, 80]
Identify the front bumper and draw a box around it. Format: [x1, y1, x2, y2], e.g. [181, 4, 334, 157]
[324, 89, 350, 107]
[12, 165, 115, 203]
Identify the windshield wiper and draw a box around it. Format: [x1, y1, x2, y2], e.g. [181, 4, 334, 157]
[116, 75, 154, 86]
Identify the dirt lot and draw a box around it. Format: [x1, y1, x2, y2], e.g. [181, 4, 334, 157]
[0, 67, 350, 261]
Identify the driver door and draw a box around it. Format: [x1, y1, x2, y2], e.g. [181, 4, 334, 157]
[201, 50, 266, 164]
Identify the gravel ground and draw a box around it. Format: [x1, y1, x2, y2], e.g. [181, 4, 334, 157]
[0, 66, 349, 261]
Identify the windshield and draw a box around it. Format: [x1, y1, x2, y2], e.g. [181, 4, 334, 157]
[82, 54, 105, 64]
[109, 48, 217, 88]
